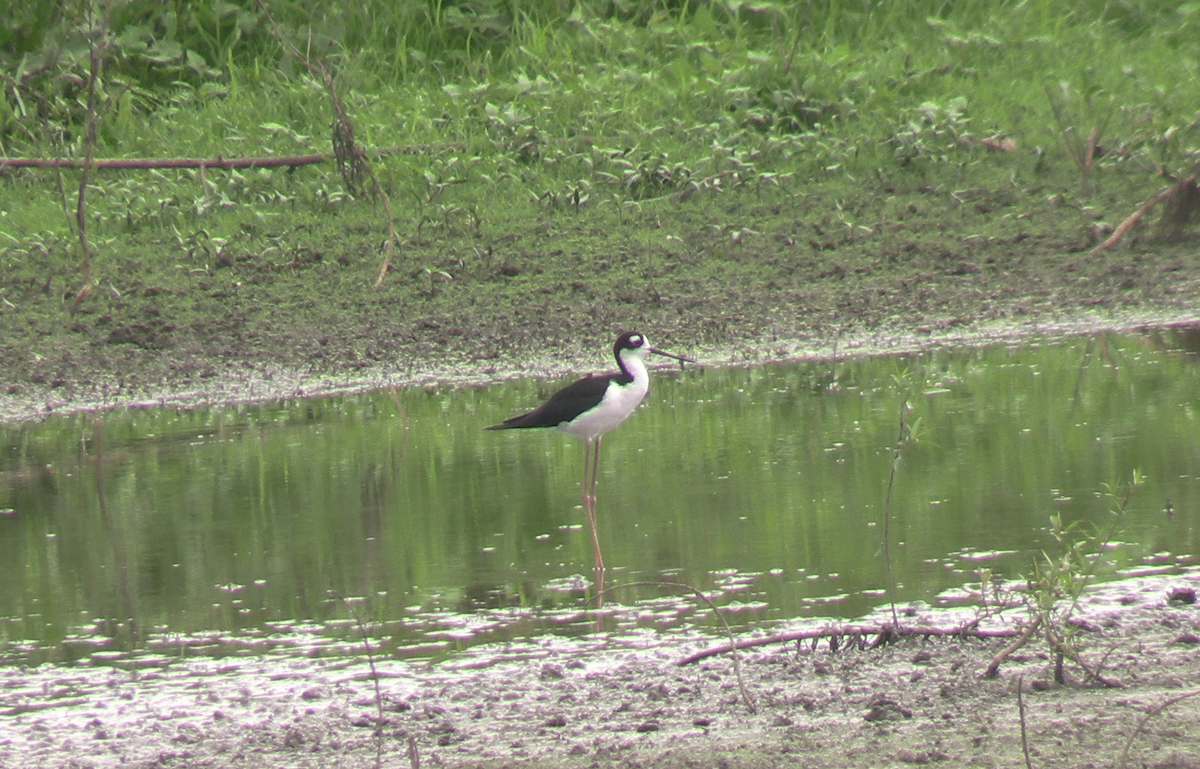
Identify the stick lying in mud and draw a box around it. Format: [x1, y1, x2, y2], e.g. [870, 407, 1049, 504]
[333, 591, 388, 769]
[1091, 161, 1200, 253]
[677, 623, 1022, 666]
[984, 617, 1041, 679]
[1016, 676, 1033, 769]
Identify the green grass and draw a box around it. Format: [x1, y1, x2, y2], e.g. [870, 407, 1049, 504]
[0, 0, 1197, 287]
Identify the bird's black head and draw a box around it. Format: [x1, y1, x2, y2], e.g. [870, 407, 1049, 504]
[612, 331, 695, 370]
[613, 331, 646, 357]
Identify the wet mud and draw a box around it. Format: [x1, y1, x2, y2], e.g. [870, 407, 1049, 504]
[2, 573, 1199, 768]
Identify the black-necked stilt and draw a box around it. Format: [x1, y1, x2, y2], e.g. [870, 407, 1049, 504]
[487, 332, 695, 578]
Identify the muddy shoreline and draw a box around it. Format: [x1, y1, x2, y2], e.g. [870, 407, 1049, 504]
[5, 181, 1200, 426]
[1, 573, 1198, 769]
[4, 308, 1200, 425]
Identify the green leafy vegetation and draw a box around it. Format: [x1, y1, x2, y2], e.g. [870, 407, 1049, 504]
[1, 1, 1199, 407]
[3, 1, 1198, 246]
[1022, 472, 1142, 685]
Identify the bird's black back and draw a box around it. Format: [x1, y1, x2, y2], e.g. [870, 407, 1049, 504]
[486, 371, 629, 430]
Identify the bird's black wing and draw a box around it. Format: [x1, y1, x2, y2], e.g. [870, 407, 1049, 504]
[486, 374, 616, 429]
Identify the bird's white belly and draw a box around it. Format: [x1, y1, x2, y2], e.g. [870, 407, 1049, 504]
[558, 377, 649, 439]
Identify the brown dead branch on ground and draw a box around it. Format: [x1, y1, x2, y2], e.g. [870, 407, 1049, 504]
[1092, 161, 1200, 254]
[0, 144, 461, 171]
[1045, 84, 1114, 190]
[602, 582, 758, 714]
[677, 623, 1022, 666]
[1117, 689, 1200, 769]
[1016, 676, 1034, 769]
[984, 617, 1040, 678]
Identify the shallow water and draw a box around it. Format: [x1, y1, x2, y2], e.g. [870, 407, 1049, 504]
[1, 326, 1199, 666]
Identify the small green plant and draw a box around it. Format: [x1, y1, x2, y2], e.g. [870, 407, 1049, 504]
[420, 266, 452, 295]
[888, 97, 974, 168]
[1023, 470, 1142, 685]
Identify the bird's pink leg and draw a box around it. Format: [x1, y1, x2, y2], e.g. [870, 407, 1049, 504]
[581, 437, 593, 511]
[583, 439, 605, 571]
[589, 435, 602, 506]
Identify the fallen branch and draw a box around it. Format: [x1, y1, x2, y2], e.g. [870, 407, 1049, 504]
[1044, 84, 1114, 190]
[984, 616, 1040, 678]
[677, 623, 1022, 666]
[333, 592, 386, 769]
[1017, 676, 1033, 769]
[0, 144, 462, 171]
[1092, 163, 1200, 253]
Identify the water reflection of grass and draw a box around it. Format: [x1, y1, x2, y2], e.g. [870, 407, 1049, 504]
[2, 332, 1200, 665]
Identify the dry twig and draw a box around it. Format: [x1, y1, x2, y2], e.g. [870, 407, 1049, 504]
[70, 4, 107, 316]
[680, 622, 1022, 667]
[336, 593, 386, 769]
[1044, 85, 1113, 188]
[882, 396, 908, 627]
[984, 617, 1040, 678]
[1092, 163, 1200, 253]
[1017, 676, 1034, 769]
[0, 144, 461, 171]
[256, 0, 401, 289]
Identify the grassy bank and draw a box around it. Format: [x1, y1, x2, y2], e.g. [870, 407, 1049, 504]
[2, 1, 1196, 244]
[0, 1, 1198, 418]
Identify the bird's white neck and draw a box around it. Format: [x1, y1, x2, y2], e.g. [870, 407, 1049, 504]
[618, 350, 650, 387]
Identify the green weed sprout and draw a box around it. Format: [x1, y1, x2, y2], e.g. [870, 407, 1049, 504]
[1025, 470, 1143, 686]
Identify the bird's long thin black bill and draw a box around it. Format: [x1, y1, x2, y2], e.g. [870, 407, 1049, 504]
[649, 347, 696, 367]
